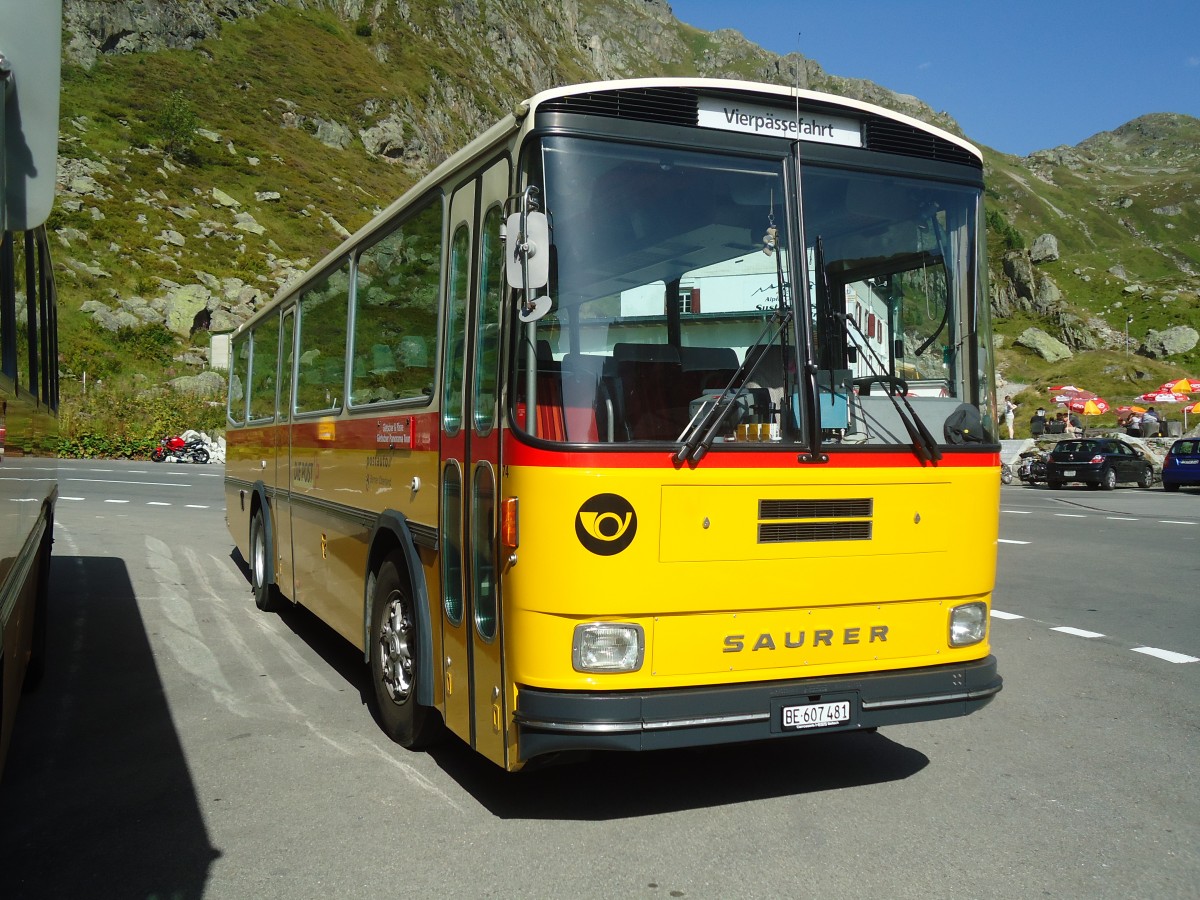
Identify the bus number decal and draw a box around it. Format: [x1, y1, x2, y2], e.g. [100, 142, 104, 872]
[575, 494, 638, 556]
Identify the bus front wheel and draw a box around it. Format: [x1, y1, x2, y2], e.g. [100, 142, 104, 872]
[369, 553, 440, 749]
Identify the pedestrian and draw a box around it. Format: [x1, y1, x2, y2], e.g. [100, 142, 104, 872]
[1030, 407, 1047, 438]
[1003, 395, 1017, 439]
[1141, 407, 1159, 437]
[1068, 410, 1083, 437]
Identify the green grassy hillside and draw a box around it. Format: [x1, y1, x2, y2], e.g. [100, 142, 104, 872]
[50, 1, 1200, 451]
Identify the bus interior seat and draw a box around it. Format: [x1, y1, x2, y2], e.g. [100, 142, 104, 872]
[612, 343, 686, 440]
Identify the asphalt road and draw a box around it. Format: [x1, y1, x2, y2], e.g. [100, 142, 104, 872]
[0, 461, 1196, 899]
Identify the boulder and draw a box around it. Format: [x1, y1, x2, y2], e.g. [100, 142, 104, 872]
[1029, 234, 1059, 263]
[1015, 327, 1072, 363]
[163, 284, 213, 336]
[1142, 326, 1199, 359]
[169, 371, 226, 397]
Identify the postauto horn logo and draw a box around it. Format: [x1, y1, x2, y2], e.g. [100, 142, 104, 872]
[575, 493, 637, 556]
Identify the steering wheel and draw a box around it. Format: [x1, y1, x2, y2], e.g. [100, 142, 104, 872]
[854, 375, 909, 397]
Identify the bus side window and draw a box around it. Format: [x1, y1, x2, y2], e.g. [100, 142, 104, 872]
[249, 314, 280, 422]
[295, 259, 349, 413]
[352, 197, 442, 408]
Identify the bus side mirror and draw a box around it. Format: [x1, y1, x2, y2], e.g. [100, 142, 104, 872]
[505, 211, 549, 290]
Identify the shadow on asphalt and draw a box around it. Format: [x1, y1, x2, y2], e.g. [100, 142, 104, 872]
[427, 728, 929, 820]
[0, 555, 219, 899]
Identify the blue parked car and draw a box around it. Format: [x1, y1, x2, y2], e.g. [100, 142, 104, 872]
[1162, 438, 1200, 492]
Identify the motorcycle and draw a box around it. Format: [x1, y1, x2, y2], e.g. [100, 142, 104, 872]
[1017, 449, 1048, 484]
[151, 434, 210, 464]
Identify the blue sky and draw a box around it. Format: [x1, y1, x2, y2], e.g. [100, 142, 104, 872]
[667, 1, 1200, 156]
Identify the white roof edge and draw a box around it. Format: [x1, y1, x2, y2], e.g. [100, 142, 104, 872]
[523, 77, 981, 161]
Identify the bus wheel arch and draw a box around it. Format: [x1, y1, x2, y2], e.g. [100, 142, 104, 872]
[365, 515, 439, 744]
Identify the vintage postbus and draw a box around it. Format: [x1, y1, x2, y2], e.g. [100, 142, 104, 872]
[225, 78, 1002, 771]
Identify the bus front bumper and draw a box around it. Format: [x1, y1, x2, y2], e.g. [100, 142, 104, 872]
[514, 656, 1000, 761]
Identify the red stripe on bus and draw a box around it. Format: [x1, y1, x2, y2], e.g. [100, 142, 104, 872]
[501, 438, 998, 469]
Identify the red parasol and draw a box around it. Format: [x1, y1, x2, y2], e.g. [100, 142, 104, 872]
[1138, 391, 1190, 403]
[1067, 396, 1109, 416]
[1158, 378, 1200, 394]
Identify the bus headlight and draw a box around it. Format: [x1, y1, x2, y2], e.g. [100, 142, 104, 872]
[949, 602, 988, 647]
[572, 623, 645, 673]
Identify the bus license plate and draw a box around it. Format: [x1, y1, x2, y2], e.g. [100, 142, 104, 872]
[781, 700, 851, 730]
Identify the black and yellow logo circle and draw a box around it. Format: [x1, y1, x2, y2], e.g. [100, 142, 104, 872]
[575, 493, 637, 556]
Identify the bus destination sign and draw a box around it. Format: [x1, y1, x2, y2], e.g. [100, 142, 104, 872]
[697, 97, 862, 147]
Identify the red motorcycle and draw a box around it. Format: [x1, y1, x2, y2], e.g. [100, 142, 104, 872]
[151, 434, 210, 464]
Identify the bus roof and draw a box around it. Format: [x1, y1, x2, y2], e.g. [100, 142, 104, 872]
[236, 77, 981, 335]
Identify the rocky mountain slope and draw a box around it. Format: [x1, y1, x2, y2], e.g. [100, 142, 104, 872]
[51, 0, 1200, 424]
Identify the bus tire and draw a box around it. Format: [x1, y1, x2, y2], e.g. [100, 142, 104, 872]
[369, 553, 440, 749]
[250, 508, 282, 612]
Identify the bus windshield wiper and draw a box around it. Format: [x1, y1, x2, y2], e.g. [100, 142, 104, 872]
[812, 236, 941, 464]
[838, 309, 942, 464]
[674, 308, 791, 465]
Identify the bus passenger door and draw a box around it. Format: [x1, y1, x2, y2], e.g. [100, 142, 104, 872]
[440, 160, 509, 767]
[439, 183, 476, 746]
[464, 160, 509, 768]
[274, 307, 297, 600]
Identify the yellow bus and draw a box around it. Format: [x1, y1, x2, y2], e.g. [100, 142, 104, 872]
[225, 78, 1002, 771]
[1, 0, 61, 778]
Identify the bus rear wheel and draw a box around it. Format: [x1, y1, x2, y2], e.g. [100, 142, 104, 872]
[369, 554, 440, 749]
[249, 508, 282, 612]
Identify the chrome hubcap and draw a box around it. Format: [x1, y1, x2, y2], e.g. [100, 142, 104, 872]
[378, 590, 413, 703]
[252, 525, 265, 589]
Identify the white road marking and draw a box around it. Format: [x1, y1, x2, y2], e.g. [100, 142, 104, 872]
[185, 504, 209, 509]
[998, 538, 1029, 545]
[1002, 510, 1032, 514]
[104, 499, 130, 504]
[148, 501, 170, 506]
[1106, 516, 1138, 521]
[990, 610, 1024, 620]
[1052, 626, 1105, 638]
[1131, 647, 1199, 664]
[1158, 520, 1196, 526]
[1054, 513, 1087, 518]
[67, 477, 190, 488]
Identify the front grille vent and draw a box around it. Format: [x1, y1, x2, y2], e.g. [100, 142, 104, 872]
[759, 521, 872, 543]
[759, 498, 873, 519]
[539, 88, 699, 127]
[864, 119, 981, 168]
[757, 497, 873, 544]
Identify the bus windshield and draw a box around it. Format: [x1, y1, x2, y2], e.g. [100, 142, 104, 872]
[805, 167, 980, 404]
[517, 135, 989, 448]
[520, 137, 794, 444]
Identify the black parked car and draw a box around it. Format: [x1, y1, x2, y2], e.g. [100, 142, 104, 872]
[1045, 438, 1154, 490]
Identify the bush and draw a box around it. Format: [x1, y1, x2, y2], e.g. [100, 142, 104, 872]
[116, 323, 178, 365]
[986, 207, 1025, 251]
[155, 90, 198, 159]
[59, 380, 226, 459]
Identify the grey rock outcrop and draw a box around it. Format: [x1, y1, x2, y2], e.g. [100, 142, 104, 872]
[1029, 234, 1060, 263]
[1015, 328, 1073, 363]
[1142, 326, 1199, 359]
